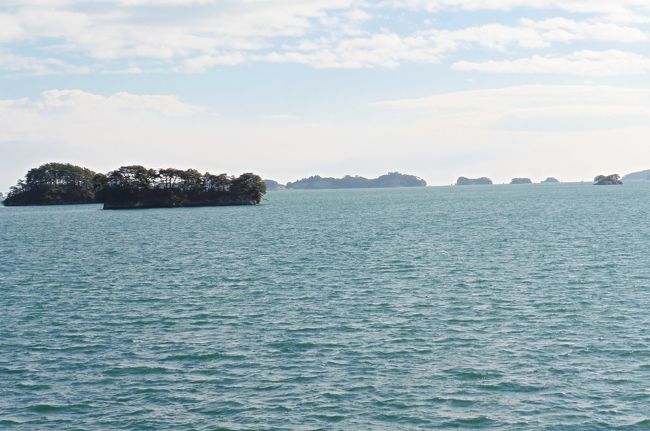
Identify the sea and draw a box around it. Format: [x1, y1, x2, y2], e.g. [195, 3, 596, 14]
[1, 183, 650, 430]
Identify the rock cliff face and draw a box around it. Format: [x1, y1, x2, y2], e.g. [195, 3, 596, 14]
[456, 177, 493, 186]
[510, 178, 532, 184]
[594, 174, 623, 185]
[541, 177, 560, 183]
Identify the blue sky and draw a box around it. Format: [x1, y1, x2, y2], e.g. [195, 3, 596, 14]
[1, 0, 650, 190]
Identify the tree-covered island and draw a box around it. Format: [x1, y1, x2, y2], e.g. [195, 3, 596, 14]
[2, 163, 105, 206]
[285, 172, 426, 189]
[456, 177, 493, 186]
[594, 174, 622, 185]
[3, 163, 266, 209]
[103, 166, 265, 209]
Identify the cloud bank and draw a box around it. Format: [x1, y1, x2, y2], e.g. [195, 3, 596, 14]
[0, 0, 649, 74]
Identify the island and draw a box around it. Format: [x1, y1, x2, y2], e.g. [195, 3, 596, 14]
[510, 178, 532, 185]
[285, 172, 426, 189]
[2, 163, 105, 206]
[263, 179, 286, 191]
[622, 169, 650, 182]
[541, 177, 560, 183]
[456, 177, 493, 186]
[594, 174, 623, 185]
[3, 163, 266, 209]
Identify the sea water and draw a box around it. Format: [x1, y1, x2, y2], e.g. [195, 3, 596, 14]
[1, 184, 650, 430]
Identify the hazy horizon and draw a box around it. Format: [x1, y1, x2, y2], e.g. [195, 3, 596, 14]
[1, 157, 644, 193]
[2, 1, 650, 191]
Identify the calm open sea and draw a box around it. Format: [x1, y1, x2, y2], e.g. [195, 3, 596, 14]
[1, 184, 650, 430]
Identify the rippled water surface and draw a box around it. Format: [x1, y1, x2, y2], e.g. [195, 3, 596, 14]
[2, 184, 650, 430]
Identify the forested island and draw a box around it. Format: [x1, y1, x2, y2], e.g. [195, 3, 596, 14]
[510, 178, 532, 185]
[456, 177, 493, 186]
[2, 163, 105, 206]
[594, 174, 622, 185]
[541, 177, 560, 183]
[3, 163, 266, 209]
[284, 172, 426, 189]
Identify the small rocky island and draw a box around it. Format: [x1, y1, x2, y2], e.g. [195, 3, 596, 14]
[541, 177, 560, 183]
[594, 174, 623, 185]
[285, 172, 426, 189]
[3, 163, 266, 209]
[510, 178, 532, 185]
[456, 177, 493, 186]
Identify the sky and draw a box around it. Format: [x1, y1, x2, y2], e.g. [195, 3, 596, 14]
[1, 0, 650, 190]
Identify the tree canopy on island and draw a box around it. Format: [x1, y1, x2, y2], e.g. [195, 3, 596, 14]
[3, 162, 105, 206]
[103, 166, 266, 209]
[3, 163, 266, 208]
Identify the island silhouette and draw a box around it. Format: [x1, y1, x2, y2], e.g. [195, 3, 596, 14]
[2, 163, 639, 207]
[3, 163, 266, 209]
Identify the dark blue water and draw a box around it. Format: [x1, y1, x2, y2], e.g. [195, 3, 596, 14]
[2, 184, 650, 430]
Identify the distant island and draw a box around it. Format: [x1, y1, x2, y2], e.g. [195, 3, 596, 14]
[510, 178, 532, 185]
[263, 179, 286, 191]
[3, 162, 266, 209]
[456, 177, 493, 186]
[285, 172, 426, 189]
[541, 177, 560, 184]
[594, 174, 623, 185]
[622, 169, 650, 182]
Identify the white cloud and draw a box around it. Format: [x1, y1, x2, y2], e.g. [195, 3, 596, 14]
[181, 52, 247, 72]
[0, 52, 88, 75]
[262, 32, 445, 68]
[384, 0, 650, 19]
[452, 50, 650, 76]
[263, 114, 300, 121]
[0, 1, 359, 63]
[0, 14, 24, 43]
[262, 17, 649, 69]
[1, 89, 205, 117]
[0, 0, 648, 73]
[521, 17, 648, 43]
[373, 84, 650, 122]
